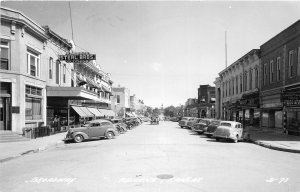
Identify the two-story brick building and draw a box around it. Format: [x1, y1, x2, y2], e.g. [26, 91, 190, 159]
[260, 20, 300, 135]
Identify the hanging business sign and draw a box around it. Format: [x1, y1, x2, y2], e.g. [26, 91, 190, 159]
[59, 52, 96, 63]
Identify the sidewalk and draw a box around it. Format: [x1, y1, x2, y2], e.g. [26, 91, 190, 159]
[0, 132, 66, 163]
[246, 127, 300, 153]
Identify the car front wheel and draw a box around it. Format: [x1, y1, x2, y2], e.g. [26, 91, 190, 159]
[74, 134, 84, 143]
[106, 131, 115, 139]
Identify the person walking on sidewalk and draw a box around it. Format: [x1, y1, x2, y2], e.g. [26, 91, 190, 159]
[53, 115, 60, 132]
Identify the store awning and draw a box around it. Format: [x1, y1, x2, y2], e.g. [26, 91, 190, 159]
[87, 107, 104, 117]
[98, 109, 115, 117]
[71, 106, 88, 118]
[79, 107, 94, 117]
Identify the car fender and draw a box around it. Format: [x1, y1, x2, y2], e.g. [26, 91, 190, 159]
[73, 131, 89, 140]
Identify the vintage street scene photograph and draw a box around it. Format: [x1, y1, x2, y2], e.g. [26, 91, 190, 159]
[0, 1, 300, 192]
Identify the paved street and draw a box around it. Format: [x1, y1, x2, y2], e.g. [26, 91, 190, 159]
[1, 121, 300, 192]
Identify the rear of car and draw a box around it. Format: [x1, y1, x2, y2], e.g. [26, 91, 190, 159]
[186, 118, 199, 129]
[178, 117, 191, 128]
[192, 119, 209, 133]
[213, 121, 241, 142]
[204, 120, 221, 137]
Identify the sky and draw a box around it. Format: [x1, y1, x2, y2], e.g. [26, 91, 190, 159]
[2, 1, 300, 108]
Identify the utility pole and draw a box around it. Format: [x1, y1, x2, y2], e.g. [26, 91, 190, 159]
[225, 31, 228, 68]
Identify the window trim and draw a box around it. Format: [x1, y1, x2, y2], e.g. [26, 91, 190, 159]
[0, 40, 10, 70]
[288, 50, 294, 78]
[276, 57, 281, 81]
[270, 60, 274, 83]
[49, 57, 53, 79]
[27, 49, 40, 77]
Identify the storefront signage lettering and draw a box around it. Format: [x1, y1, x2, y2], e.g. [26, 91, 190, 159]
[282, 92, 300, 107]
[59, 52, 96, 63]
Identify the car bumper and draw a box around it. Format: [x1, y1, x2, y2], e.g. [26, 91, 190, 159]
[204, 132, 213, 136]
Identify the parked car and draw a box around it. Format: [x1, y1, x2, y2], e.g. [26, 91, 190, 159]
[63, 119, 119, 143]
[107, 119, 127, 134]
[187, 118, 201, 129]
[213, 121, 243, 143]
[143, 117, 151, 122]
[178, 117, 193, 128]
[204, 120, 222, 137]
[192, 118, 213, 134]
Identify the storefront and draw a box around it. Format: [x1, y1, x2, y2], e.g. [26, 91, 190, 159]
[240, 91, 260, 127]
[282, 89, 300, 136]
[0, 82, 11, 131]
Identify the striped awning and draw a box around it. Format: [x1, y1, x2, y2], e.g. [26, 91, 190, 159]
[87, 107, 104, 117]
[98, 109, 115, 117]
[71, 106, 88, 117]
[79, 107, 94, 117]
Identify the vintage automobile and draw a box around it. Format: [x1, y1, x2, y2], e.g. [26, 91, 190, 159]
[150, 117, 159, 125]
[213, 121, 243, 143]
[64, 119, 119, 143]
[178, 117, 194, 128]
[192, 118, 214, 134]
[107, 119, 128, 134]
[204, 120, 221, 137]
[187, 118, 201, 129]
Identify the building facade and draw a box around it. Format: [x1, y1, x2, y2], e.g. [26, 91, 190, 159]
[1, 7, 114, 133]
[111, 86, 131, 118]
[260, 20, 300, 135]
[216, 49, 260, 126]
[197, 84, 216, 118]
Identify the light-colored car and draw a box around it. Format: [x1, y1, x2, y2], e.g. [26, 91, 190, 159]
[64, 119, 119, 143]
[213, 121, 243, 143]
[178, 117, 193, 128]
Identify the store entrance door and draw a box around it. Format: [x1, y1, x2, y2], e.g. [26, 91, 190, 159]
[0, 97, 11, 130]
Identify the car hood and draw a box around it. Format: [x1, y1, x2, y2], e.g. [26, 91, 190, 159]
[68, 127, 88, 132]
[207, 124, 219, 132]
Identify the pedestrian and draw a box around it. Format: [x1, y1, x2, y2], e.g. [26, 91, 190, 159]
[53, 115, 59, 132]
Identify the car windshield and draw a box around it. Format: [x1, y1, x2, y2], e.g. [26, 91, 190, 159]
[211, 121, 220, 125]
[220, 122, 232, 127]
[199, 120, 208, 124]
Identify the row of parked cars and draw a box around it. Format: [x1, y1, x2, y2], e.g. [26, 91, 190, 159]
[64, 117, 143, 143]
[178, 117, 248, 143]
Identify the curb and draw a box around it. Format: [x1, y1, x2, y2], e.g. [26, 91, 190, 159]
[249, 139, 300, 154]
[0, 140, 65, 163]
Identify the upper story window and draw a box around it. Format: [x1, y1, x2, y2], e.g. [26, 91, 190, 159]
[244, 72, 247, 91]
[222, 82, 225, 98]
[236, 76, 238, 94]
[270, 60, 274, 83]
[225, 81, 228, 97]
[49, 57, 53, 79]
[255, 68, 259, 88]
[276, 57, 281, 81]
[0, 40, 10, 70]
[240, 75, 243, 93]
[288, 50, 294, 78]
[249, 70, 253, 90]
[228, 80, 231, 96]
[27, 49, 40, 77]
[63, 64, 66, 83]
[263, 63, 267, 85]
[232, 77, 235, 95]
[117, 95, 120, 103]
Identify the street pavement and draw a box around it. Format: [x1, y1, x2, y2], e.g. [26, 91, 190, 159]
[1, 121, 300, 192]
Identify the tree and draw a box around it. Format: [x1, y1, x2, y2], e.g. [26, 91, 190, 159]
[164, 105, 176, 117]
[152, 108, 161, 116]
